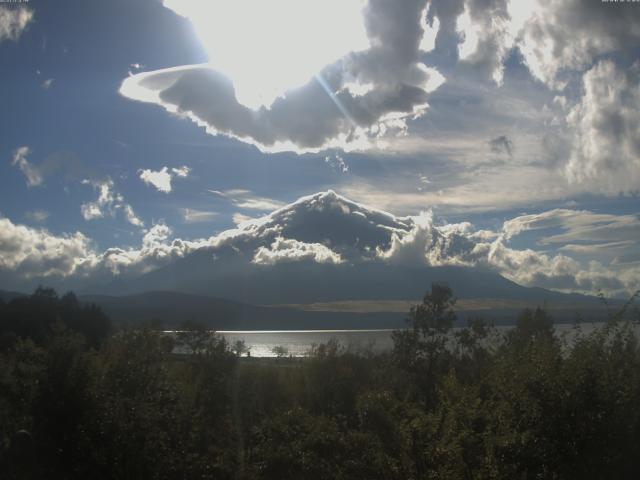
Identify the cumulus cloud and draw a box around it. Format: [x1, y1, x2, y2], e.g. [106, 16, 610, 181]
[442, 0, 640, 88]
[377, 212, 436, 266]
[0, 6, 33, 43]
[0, 217, 92, 279]
[0, 191, 637, 297]
[120, 0, 446, 153]
[370, 202, 639, 297]
[0, 216, 209, 285]
[565, 61, 640, 193]
[514, 0, 640, 88]
[11, 146, 42, 187]
[476, 239, 634, 296]
[253, 237, 344, 266]
[139, 165, 190, 193]
[82, 223, 208, 278]
[41, 78, 54, 90]
[81, 179, 144, 227]
[455, 0, 513, 84]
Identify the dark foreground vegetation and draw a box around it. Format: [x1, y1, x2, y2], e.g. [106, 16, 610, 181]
[1, 285, 640, 479]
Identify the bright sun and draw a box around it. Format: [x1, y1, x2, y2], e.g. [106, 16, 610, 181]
[162, 0, 370, 110]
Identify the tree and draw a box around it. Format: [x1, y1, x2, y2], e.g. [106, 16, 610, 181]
[392, 283, 457, 405]
[272, 345, 289, 359]
[392, 283, 456, 367]
[232, 339, 250, 357]
[176, 319, 216, 356]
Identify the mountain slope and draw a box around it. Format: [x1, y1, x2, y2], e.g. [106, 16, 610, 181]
[97, 191, 600, 310]
[79, 290, 409, 330]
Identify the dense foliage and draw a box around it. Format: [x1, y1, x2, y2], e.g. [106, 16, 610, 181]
[1, 286, 639, 479]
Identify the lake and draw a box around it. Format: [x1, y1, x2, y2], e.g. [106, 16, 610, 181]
[218, 322, 631, 357]
[220, 329, 395, 357]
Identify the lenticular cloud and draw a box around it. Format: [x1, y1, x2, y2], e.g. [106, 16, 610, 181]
[120, 0, 445, 153]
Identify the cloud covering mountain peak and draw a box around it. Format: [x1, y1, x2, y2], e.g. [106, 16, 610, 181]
[0, 191, 637, 298]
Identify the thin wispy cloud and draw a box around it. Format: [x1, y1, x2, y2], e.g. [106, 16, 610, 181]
[325, 154, 349, 174]
[11, 146, 43, 187]
[207, 189, 285, 211]
[81, 179, 144, 228]
[182, 208, 218, 223]
[25, 210, 50, 223]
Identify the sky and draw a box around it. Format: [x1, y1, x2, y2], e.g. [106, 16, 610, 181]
[0, 0, 639, 298]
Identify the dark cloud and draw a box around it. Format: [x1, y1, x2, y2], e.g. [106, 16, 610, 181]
[489, 135, 514, 156]
[121, 0, 445, 153]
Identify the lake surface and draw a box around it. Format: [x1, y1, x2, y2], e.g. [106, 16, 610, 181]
[218, 322, 631, 357]
[220, 329, 395, 357]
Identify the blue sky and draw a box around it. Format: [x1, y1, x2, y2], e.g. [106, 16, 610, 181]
[1, 0, 639, 297]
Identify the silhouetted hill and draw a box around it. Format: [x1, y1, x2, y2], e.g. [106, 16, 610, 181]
[78, 291, 409, 330]
[0, 290, 26, 303]
[116, 256, 600, 306]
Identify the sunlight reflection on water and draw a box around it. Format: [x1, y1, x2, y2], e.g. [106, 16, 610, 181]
[167, 322, 639, 357]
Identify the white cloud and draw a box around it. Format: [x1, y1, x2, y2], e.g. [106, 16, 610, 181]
[25, 210, 49, 223]
[81, 179, 144, 227]
[0, 192, 637, 297]
[441, 0, 640, 88]
[420, 13, 439, 53]
[377, 212, 436, 266]
[565, 61, 640, 193]
[139, 165, 190, 193]
[0, 217, 210, 284]
[367, 201, 640, 297]
[232, 212, 255, 226]
[182, 208, 217, 223]
[325, 154, 349, 173]
[83, 223, 210, 278]
[120, 0, 446, 153]
[11, 146, 43, 187]
[502, 208, 640, 245]
[0, 216, 92, 279]
[559, 241, 636, 255]
[122, 204, 144, 228]
[80, 203, 103, 221]
[172, 165, 190, 177]
[253, 237, 344, 266]
[41, 78, 54, 90]
[0, 6, 33, 43]
[513, 0, 640, 88]
[208, 189, 285, 211]
[455, 1, 513, 85]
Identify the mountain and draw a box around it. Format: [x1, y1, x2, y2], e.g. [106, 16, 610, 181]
[3, 191, 612, 327]
[78, 291, 409, 330]
[89, 191, 603, 318]
[0, 290, 26, 303]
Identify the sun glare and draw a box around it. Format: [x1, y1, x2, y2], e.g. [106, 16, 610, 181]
[163, 0, 369, 110]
